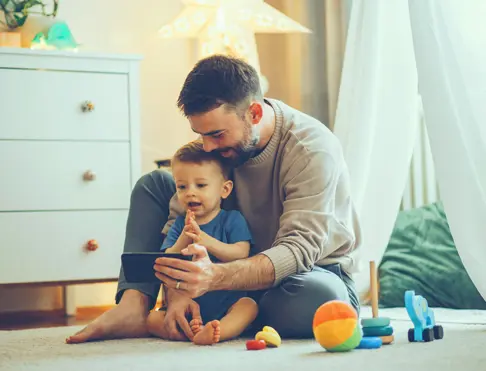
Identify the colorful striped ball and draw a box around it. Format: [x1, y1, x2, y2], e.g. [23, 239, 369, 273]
[312, 300, 362, 352]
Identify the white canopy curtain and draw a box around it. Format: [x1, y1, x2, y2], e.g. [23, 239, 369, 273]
[333, 0, 419, 296]
[408, 0, 486, 300]
[334, 0, 486, 301]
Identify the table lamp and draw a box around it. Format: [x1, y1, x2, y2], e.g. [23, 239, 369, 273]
[158, 0, 311, 93]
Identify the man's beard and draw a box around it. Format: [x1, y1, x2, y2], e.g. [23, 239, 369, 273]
[216, 122, 260, 167]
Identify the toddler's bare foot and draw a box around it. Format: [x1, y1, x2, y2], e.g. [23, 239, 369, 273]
[190, 317, 203, 335]
[193, 320, 220, 345]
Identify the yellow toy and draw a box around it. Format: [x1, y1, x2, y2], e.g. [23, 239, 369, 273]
[255, 326, 281, 347]
[312, 300, 362, 352]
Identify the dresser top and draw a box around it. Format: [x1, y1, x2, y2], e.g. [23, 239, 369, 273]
[0, 47, 143, 61]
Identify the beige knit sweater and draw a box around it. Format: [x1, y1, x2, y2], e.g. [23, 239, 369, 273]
[163, 98, 362, 286]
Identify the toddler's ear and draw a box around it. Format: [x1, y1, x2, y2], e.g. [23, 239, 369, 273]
[221, 179, 233, 199]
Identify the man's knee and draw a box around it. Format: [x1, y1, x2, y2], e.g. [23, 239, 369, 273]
[258, 269, 351, 338]
[132, 170, 175, 202]
[134, 169, 175, 191]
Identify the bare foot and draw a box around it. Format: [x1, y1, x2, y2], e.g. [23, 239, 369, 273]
[193, 320, 221, 345]
[190, 317, 203, 335]
[65, 297, 149, 344]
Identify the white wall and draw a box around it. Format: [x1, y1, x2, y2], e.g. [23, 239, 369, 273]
[0, 0, 199, 313]
[57, 0, 199, 172]
[0, 0, 306, 314]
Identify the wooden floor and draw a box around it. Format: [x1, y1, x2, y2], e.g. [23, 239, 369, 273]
[1, 316, 93, 331]
[0, 308, 104, 331]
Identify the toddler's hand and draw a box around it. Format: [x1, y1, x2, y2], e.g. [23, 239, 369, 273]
[182, 224, 198, 240]
[184, 219, 213, 248]
[185, 210, 195, 226]
[185, 211, 199, 233]
[184, 217, 202, 241]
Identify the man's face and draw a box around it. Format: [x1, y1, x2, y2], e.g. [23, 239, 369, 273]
[188, 104, 260, 167]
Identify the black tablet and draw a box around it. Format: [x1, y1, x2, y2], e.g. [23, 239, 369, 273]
[121, 252, 193, 283]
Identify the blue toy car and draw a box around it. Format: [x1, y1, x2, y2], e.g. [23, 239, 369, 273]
[404, 290, 444, 342]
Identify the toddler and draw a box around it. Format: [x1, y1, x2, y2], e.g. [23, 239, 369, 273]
[147, 140, 258, 345]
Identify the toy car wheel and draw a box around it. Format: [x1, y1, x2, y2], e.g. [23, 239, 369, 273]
[422, 328, 434, 342]
[408, 329, 415, 342]
[433, 325, 444, 339]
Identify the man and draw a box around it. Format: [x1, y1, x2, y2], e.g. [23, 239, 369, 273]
[66, 55, 361, 344]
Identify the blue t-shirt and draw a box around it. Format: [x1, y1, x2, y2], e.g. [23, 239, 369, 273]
[161, 209, 253, 261]
[161, 209, 253, 322]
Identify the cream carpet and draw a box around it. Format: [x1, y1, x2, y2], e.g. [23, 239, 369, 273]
[1, 307, 486, 371]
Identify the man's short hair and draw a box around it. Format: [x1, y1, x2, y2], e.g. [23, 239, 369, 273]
[177, 54, 263, 117]
[172, 140, 231, 179]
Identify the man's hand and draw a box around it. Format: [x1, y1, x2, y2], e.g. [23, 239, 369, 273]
[162, 288, 201, 341]
[154, 244, 215, 298]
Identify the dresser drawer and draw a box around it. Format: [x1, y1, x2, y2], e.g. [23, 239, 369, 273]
[0, 68, 129, 141]
[0, 210, 128, 284]
[0, 141, 132, 211]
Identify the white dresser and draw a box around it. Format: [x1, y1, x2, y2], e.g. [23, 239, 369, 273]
[0, 48, 142, 289]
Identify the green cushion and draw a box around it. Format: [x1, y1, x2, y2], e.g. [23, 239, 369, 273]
[378, 201, 486, 309]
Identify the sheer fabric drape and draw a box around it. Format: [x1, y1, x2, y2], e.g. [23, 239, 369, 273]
[334, 0, 486, 300]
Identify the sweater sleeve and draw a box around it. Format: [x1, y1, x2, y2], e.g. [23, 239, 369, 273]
[261, 149, 355, 285]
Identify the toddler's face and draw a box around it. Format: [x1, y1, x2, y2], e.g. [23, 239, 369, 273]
[172, 160, 232, 218]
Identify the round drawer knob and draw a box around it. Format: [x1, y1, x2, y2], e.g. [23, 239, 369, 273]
[83, 170, 96, 181]
[86, 239, 99, 251]
[81, 100, 95, 112]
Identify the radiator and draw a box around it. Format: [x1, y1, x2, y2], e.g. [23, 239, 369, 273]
[401, 99, 440, 210]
